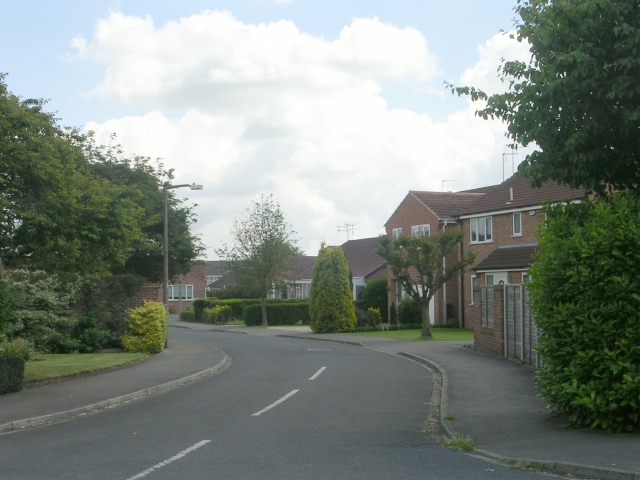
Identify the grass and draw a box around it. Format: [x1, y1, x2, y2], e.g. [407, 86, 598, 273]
[441, 435, 474, 452]
[350, 328, 474, 341]
[24, 353, 148, 383]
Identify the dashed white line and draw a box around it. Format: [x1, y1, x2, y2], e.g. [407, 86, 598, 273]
[251, 390, 299, 416]
[309, 367, 327, 380]
[126, 440, 210, 480]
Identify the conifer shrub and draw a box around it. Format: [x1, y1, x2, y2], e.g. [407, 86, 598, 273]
[397, 298, 422, 325]
[309, 244, 356, 333]
[532, 193, 640, 432]
[120, 302, 168, 354]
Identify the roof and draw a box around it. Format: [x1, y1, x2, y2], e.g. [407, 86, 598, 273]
[384, 190, 485, 227]
[209, 271, 238, 289]
[458, 175, 588, 216]
[340, 237, 387, 278]
[473, 244, 540, 271]
[286, 256, 317, 280]
[205, 261, 229, 276]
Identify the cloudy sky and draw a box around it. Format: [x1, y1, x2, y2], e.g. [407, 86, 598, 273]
[1, 0, 532, 256]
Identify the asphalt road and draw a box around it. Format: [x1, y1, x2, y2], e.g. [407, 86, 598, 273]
[0, 329, 553, 479]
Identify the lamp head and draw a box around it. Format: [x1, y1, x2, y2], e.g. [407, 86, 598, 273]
[189, 184, 203, 190]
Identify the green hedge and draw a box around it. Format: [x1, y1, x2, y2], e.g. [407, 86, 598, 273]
[121, 302, 168, 354]
[193, 298, 306, 322]
[0, 355, 24, 394]
[179, 308, 195, 322]
[398, 298, 422, 325]
[244, 303, 310, 326]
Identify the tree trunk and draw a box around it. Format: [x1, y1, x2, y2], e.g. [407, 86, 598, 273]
[261, 296, 268, 326]
[421, 299, 432, 338]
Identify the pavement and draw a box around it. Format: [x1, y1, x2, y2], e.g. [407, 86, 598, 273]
[2, 316, 639, 480]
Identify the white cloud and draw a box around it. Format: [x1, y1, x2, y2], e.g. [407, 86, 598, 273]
[78, 11, 518, 256]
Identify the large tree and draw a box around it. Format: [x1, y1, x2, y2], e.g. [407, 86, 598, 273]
[449, 0, 640, 195]
[215, 195, 301, 326]
[377, 231, 475, 338]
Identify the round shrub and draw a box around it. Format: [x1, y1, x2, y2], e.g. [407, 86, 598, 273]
[531, 193, 640, 432]
[362, 278, 389, 323]
[397, 298, 421, 325]
[121, 301, 168, 354]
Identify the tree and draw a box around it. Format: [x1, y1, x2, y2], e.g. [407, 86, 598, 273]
[362, 278, 389, 323]
[377, 231, 474, 338]
[448, 0, 640, 195]
[215, 195, 301, 326]
[530, 193, 640, 432]
[309, 243, 356, 333]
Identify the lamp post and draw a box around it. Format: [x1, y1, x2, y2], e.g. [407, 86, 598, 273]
[163, 183, 203, 321]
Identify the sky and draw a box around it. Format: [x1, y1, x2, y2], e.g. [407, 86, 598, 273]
[1, 0, 533, 257]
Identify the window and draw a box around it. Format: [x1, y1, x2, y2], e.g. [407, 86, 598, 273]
[485, 274, 494, 286]
[168, 284, 193, 301]
[522, 273, 530, 284]
[411, 224, 430, 237]
[470, 275, 477, 305]
[470, 217, 492, 243]
[513, 212, 522, 236]
[392, 228, 402, 239]
[206, 275, 222, 285]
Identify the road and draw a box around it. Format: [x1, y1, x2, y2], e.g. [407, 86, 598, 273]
[0, 328, 553, 479]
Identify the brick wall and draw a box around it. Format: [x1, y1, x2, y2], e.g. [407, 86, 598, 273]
[471, 286, 505, 356]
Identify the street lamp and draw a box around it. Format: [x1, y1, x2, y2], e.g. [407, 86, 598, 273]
[163, 183, 203, 320]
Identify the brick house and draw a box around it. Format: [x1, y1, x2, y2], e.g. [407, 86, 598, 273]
[456, 175, 587, 353]
[383, 190, 490, 325]
[340, 237, 387, 300]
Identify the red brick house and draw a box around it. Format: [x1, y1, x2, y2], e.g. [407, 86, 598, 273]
[383, 190, 489, 325]
[456, 175, 587, 354]
[340, 237, 387, 300]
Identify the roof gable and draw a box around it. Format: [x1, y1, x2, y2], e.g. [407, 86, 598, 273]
[340, 237, 387, 278]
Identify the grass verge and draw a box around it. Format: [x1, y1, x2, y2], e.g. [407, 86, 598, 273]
[24, 353, 148, 383]
[350, 328, 474, 341]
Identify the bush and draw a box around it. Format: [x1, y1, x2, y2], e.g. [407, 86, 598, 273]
[531, 193, 640, 432]
[309, 244, 356, 333]
[397, 298, 422, 325]
[120, 302, 168, 354]
[179, 307, 195, 322]
[0, 338, 34, 362]
[204, 305, 233, 324]
[244, 303, 310, 326]
[362, 278, 389, 323]
[367, 308, 382, 327]
[0, 354, 24, 394]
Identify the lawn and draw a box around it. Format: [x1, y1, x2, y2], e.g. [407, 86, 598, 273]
[350, 328, 474, 341]
[24, 353, 148, 383]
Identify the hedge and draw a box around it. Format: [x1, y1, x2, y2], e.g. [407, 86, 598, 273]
[244, 303, 310, 326]
[121, 302, 168, 354]
[193, 298, 306, 323]
[0, 355, 24, 394]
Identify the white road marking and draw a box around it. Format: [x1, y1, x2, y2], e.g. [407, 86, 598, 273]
[251, 390, 299, 417]
[308, 348, 332, 351]
[309, 367, 327, 380]
[126, 440, 210, 480]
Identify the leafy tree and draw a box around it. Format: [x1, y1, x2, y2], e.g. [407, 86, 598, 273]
[362, 278, 389, 323]
[448, 0, 640, 195]
[215, 195, 301, 326]
[377, 231, 474, 338]
[0, 75, 144, 276]
[84, 136, 204, 281]
[309, 243, 356, 333]
[530, 192, 640, 432]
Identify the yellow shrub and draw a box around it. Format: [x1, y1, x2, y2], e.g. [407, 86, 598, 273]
[120, 302, 168, 354]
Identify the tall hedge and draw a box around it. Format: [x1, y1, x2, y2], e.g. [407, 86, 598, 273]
[0, 355, 24, 394]
[244, 303, 310, 326]
[309, 244, 356, 333]
[362, 278, 388, 323]
[531, 192, 640, 432]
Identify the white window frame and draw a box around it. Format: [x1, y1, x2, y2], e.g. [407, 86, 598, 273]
[411, 224, 430, 237]
[512, 212, 522, 236]
[470, 217, 492, 243]
[206, 275, 221, 285]
[470, 275, 477, 305]
[392, 228, 402, 240]
[168, 284, 194, 301]
[522, 273, 530, 284]
[485, 274, 495, 286]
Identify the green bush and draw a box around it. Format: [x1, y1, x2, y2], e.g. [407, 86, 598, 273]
[0, 338, 34, 362]
[309, 244, 356, 333]
[531, 192, 640, 432]
[204, 305, 233, 324]
[179, 307, 195, 322]
[362, 278, 389, 323]
[0, 354, 24, 394]
[367, 308, 382, 327]
[397, 298, 422, 325]
[244, 303, 310, 326]
[120, 302, 168, 354]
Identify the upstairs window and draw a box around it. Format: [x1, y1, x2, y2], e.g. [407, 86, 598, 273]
[392, 228, 402, 239]
[411, 224, 430, 237]
[470, 217, 492, 243]
[513, 212, 522, 236]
